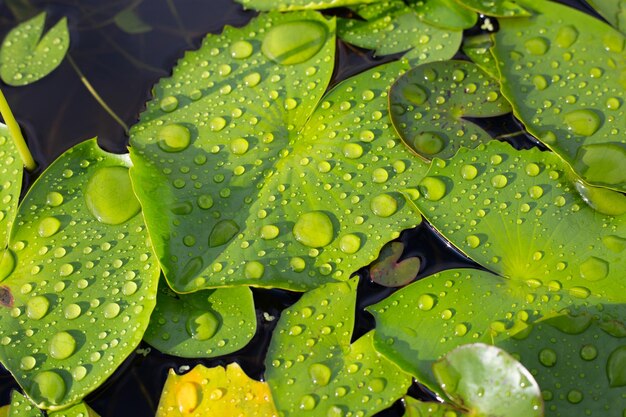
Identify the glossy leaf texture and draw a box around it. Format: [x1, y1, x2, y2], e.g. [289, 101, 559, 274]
[389, 60, 511, 161]
[0, 140, 160, 409]
[48, 402, 99, 417]
[6, 391, 40, 417]
[156, 363, 277, 417]
[462, 34, 498, 79]
[0, 12, 70, 86]
[369, 241, 420, 287]
[144, 282, 256, 358]
[409, 0, 477, 30]
[586, 0, 626, 34]
[453, 0, 530, 17]
[492, 1, 626, 191]
[403, 396, 459, 417]
[265, 278, 411, 417]
[235, 0, 380, 11]
[337, 1, 462, 64]
[0, 124, 21, 250]
[371, 141, 626, 415]
[130, 10, 427, 292]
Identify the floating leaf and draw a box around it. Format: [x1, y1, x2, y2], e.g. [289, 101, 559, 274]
[0, 12, 70, 86]
[0, 140, 159, 409]
[48, 402, 99, 417]
[461, 34, 498, 79]
[235, 0, 380, 11]
[389, 60, 511, 161]
[156, 363, 277, 417]
[453, 0, 530, 17]
[144, 282, 256, 358]
[492, 1, 626, 191]
[114, 7, 152, 34]
[130, 11, 426, 292]
[337, 1, 462, 63]
[371, 141, 626, 415]
[409, 0, 477, 30]
[265, 278, 411, 416]
[369, 241, 420, 287]
[586, 0, 626, 34]
[404, 396, 459, 417]
[0, 123, 21, 250]
[7, 391, 40, 417]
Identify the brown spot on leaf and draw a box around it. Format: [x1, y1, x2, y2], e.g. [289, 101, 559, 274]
[0, 286, 13, 308]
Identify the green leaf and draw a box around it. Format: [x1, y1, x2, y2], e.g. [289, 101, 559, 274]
[586, 0, 626, 34]
[0, 12, 70, 86]
[403, 396, 459, 417]
[389, 60, 511, 161]
[7, 391, 41, 417]
[130, 11, 427, 292]
[265, 278, 411, 416]
[369, 241, 420, 287]
[492, 1, 626, 191]
[113, 6, 152, 35]
[462, 34, 498, 79]
[48, 402, 99, 417]
[0, 139, 160, 410]
[0, 123, 22, 251]
[144, 281, 256, 358]
[235, 0, 381, 11]
[409, 0, 477, 30]
[452, 0, 530, 17]
[337, 1, 462, 64]
[370, 141, 626, 415]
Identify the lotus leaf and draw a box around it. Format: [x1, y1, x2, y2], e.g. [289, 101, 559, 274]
[0, 124, 21, 250]
[586, 0, 626, 34]
[6, 391, 40, 417]
[404, 396, 460, 417]
[144, 282, 256, 358]
[155, 362, 277, 417]
[409, 0, 477, 30]
[0, 12, 69, 86]
[235, 0, 381, 11]
[266, 278, 411, 416]
[462, 34, 498, 79]
[389, 60, 511, 161]
[371, 141, 626, 415]
[130, 11, 427, 292]
[337, 1, 462, 63]
[453, 0, 530, 17]
[492, 0, 626, 191]
[48, 403, 99, 417]
[0, 139, 160, 409]
[369, 241, 420, 287]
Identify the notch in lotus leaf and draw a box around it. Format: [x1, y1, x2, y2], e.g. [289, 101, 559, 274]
[0, 139, 160, 410]
[0, 12, 70, 86]
[371, 141, 626, 415]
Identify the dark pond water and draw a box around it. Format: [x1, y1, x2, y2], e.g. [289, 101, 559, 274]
[0, 0, 602, 415]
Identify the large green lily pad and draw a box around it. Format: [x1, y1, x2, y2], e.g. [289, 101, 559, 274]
[586, 0, 626, 34]
[0, 124, 21, 251]
[235, 0, 381, 11]
[389, 60, 511, 161]
[265, 278, 411, 416]
[453, 0, 530, 17]
[492, 0, 626, 191]
[0, 140, 160, 410]
[144, 282, 256, 358]
[0, 12, 70, 86]
[371, 141, 626, 415]
[337, 1, 462, 64]
[130, 11, 427, 292]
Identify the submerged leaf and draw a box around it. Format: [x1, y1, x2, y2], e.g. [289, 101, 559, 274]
[130, 11, 426, 292]
[0, 12, 70, 86]
[156, 363, 277, 417]
[586, 0, 626, 34]
[0, 140, 160, 409]
[235, 0, 380, 11]
[0, 123, 21, 251]
[266, 278, 411, 416]
[410, 0, 477, 30]
[337, 1, 462, 63]
[493, 1, 626, 191]
[114, 7, 152, 34]
[389, 60, 511, 160]
[369, 241, 420, 287]
[144, 282, 256, 358]
[453, 0, 530, 17]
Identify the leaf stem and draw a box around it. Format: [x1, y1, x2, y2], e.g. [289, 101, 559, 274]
[0, 88, 36, 171]
[67, 54, 130, 134]
[493, 130, 527, 140]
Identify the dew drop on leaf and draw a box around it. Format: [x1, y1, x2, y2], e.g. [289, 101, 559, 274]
[261, 21, 327, 65]
[85, 167, 141, 225]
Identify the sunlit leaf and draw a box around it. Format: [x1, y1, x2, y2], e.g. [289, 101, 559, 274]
[586, 0, 626, 34]
[114, 7, 152, 34]
[0, 140, 160, 410]
[0, 12, 70, 86]
[389, 60, 511, 161]
[7, 391, 40, 417]
[461, 34, 498, 79]
[0, 123, 21, 250]
[156, 363, 277, 417]
[266, 278, 411, 416]
[130, 11, 426, 292]
[48, 402, 99, 417]
[493, 1, 626, 191]
[453, 0, 530, 17]
[369, 241, 420, 287]
[144, 281, 256, 358]
[337, 1, 462, 63]
[235, 0, 380, 11]
[404, 396, 459, 417]
[371, 141, 626, 415]
[409, 0, 477, 30]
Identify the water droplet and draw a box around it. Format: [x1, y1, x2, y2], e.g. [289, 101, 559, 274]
[46, 192, 63, 207]
[27, 295, 49, 320]
[260, 225, 279, 240]
[579, 256, 609, 281]
[342, 143, 363, 159]
[529, 185, 543, 199]
[103, 302, 121, 319]
[49, 331, 76, 360]
[556, 25, 578, 48]
[339, 234, 361, 254]
[262, 20, 327, 65]
[0, 249, 16, 282]
[33, 371, 66, 404]
[603, 235, 626, 253]
[289, 325, 303, 336]
[418, 294, 436, 311]
[370, 194, 398, 218]
[563, 109, 601, 136]
[402, 84, 428, 105]
[85, 167, 141, 225]
[539, 348, 557, 367]
[580, 344, 598, 361]
[229, 138, 249, 155]
[367, 377, 386, 393]
[159, 96, 179, 112]
[532, 75, 548, 90]
[290, 257, 306, 272]
[491, 174, 508, 188]
[524, 37, 549, 55]
[309, 363, 331, 386]
[419, 177, 447, 201]
[157, 124, 191, 152]
[64, 303, 81, 320]
[176, 382, 201, 413]
[245, 261, 265, 279]
[20, 355, 36, 371]
[209, 220, 240, 247]
[210, 117, 227, 132]
[299, 394, 317, 410]
[230, 40, 253, 59]
[186, 311, 219, 341]
[466, 235, 480, 248]
[293, 211, 334, 248]
[461, 164, 477, 180]
[412, 132, 444, 155]
[575, 180, 626, 215]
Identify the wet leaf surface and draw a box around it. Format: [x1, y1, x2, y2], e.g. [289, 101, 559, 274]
[369, 242, 420, 287]
[0, 124, 21, 252]
[48, 402, 99, 417]
[586, 0, 626, 34]
[410, 0, 477, 30]
[6, 391, 40, 417]
[389, 60, 511, 160]
[266, 278, 411, 416]
[156, 363, 277, 416]
[0, 140, 160, 409]
[0, 12, 69, 86]
[144, 281, 256, 358]
[493, 0, 626, 191]
[235, 0, 380, 11]
[461, 34, 498, 79]
[453, 0, 530, 17]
